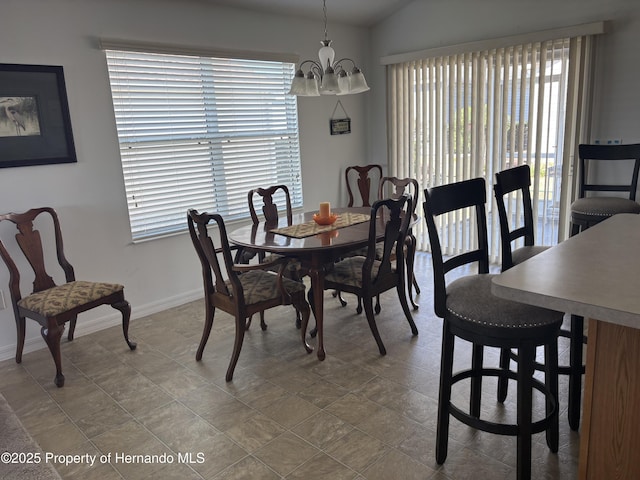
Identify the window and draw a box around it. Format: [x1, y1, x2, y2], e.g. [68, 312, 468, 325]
[105, 49, 302, 241]
[385, 23, 603, 261]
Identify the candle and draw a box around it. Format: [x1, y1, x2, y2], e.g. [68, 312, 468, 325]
[319, 201, 331, 218]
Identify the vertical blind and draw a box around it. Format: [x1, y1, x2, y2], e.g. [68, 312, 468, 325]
[387, 32, 597, 262]
[105, 49, 302, 241]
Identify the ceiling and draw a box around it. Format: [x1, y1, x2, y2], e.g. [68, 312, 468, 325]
[196, 0, 414, 27]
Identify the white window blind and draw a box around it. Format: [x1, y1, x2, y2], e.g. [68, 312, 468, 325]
[105, 49, 302, 241]
[387, 28, 599, 262]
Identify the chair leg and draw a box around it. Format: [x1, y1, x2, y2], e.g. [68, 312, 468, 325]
[363, 297, 386, 355]
[112, 300, 136, 350]
[15, 316, 26, 364]
[67, 315, 77, 341]
[516, 343, 535, 480]
[332, 290, 347, 307]
[245, 312, 268, 331]
[412, 274, 421, 295]
[470, 343, 484, 418]
[396, 282, 418, 336]
[436, 322, 455, 465]
[568, 314, 584, 431]
[295, 307, 302, 329]
[41, 323, 65, 388]
[545, 339, 560, 452]
[356, 295, 363, 314]
[570, 222, 581, 237]
[226, 314, 247, 381]
[196, 303, 215, 361]
[406, 235, 419, 309]
[307, 287, 318, 338]
[292, 294, 313, 354]
[497, 347, 510, 402]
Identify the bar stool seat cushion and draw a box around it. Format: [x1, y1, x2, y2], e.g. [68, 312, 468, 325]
[446, 274, 563, 340]
[571, 197, 640, 219]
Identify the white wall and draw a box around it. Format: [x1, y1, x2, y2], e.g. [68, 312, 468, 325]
[4, 0, 639, 361]
[367, 0, 640, 167]
[0, 0, 370, 359]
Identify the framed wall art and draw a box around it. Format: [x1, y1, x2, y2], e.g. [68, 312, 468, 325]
[0, 63, 76, 168]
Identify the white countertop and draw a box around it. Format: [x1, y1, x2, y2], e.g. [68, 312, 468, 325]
[492, 214, 640, 329]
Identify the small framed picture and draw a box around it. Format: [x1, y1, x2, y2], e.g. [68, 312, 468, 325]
[330, 118, 351, 135]
[0, 63, 76, 168]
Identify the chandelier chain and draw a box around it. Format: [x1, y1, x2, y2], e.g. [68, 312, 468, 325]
[323, 0, 328, 41]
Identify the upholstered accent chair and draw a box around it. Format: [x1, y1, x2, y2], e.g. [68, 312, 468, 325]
[424, 178, 563, 479]
[187, 209, 312, 381]
[309, 196, 418, 355]
[0, 207, 136, 387]
[570, 143, 640, 235]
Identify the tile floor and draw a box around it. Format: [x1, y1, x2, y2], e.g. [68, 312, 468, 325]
[0, 253, 581, 479]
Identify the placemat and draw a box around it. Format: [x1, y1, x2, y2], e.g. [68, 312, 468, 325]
[270, 212, 370, 238]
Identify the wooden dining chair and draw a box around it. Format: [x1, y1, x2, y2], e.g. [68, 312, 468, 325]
[494, 164, 585, 430]
[308, 196, 418, 355]
[335, 164, 384, 309]
[0, 207, 136, 387]
[424, 178, 563, 479]
[345, 164, 383, 207]
[570, 143, 640, 235]
[247, 184, 305, 329]
[187, 209, 312, 381]
[248, 184, 293, 229]
[379, 175, 421, 309]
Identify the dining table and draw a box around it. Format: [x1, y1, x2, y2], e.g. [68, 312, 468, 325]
[491, 213, 640, 479]
[228, 207, 382, 361]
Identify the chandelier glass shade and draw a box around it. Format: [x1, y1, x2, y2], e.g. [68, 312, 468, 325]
[288, 0, 370, 97]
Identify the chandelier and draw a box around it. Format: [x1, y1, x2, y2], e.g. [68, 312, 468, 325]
[288, 0, 370, 97]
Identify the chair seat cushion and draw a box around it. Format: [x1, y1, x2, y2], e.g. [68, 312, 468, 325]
[446, 274, 563, 341]
[571, 197, 640, 218]
[325, 256, 383, 288]
[261, 254, 303, 274]
[512, 245, 550, 266]
[18, 281, 124, 317]
[235, 270, 305, 305]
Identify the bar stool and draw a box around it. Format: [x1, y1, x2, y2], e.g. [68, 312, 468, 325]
[568, 144, 640, 428]
[424, 177, 563, 480]
[570, 143, 640, 236]
[494, 164, 585, 431]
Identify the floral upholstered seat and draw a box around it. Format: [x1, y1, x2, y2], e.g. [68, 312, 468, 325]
[18, 281, 124, 317]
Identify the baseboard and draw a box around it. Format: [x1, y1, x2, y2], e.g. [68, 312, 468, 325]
[0, 289, 202, 362]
